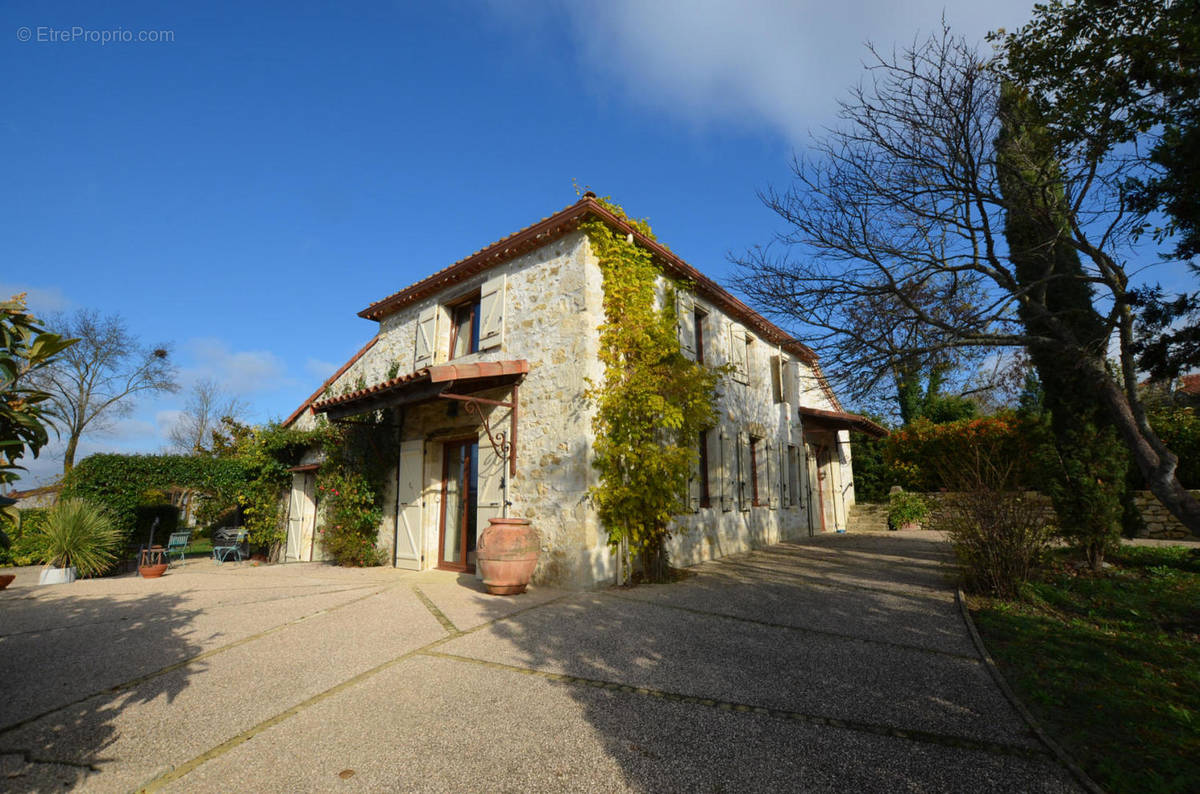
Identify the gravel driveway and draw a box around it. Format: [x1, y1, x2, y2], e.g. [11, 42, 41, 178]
[0, 532, 1081, 792]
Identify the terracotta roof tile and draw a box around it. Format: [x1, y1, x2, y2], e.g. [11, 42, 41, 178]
[358, 196, 819, 364]
[311, 360, 530, 412]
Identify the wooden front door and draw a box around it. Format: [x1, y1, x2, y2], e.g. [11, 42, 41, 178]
[394, 440, 424, 570]
[286, 472, 318, 561]
[438, 439, 479, 572]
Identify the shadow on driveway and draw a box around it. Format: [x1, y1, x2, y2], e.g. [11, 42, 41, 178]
[0, 588, 203, 791]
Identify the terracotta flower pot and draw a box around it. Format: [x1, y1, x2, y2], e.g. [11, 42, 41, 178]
[476, 518, 539, 595]
[0, 574, 15, 590]
[139, 563, 168, 579]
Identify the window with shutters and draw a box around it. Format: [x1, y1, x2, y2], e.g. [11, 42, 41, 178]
[694, 308, 707, 365]
[698, 429, 711, 508]
[449, 293, 481, 360]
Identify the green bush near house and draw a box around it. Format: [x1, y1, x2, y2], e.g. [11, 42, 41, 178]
[886, 491, 929, 529]
[0, 508, 50, 566]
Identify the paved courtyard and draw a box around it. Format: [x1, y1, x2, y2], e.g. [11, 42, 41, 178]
[0, 532, 1081, 792]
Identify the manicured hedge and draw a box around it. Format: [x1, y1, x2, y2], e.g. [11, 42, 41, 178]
[60, 454, 251, 547]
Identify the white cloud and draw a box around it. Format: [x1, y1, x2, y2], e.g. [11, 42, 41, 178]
[182, 338, 290, 395]
[155, 409, 185, 431]
[487, 0, 1035, 140]
[304, 357, 338, 381]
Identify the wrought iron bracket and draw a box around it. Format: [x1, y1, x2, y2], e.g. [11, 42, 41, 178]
[438, 384, 520, 478]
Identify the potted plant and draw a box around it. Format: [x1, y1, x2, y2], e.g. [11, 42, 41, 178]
[888, 491, 929, 531]
[36, 499, 121, 585]
[476, 517, 540, 595]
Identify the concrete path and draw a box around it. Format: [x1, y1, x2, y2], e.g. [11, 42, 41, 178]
[0, 532, 1082, 792]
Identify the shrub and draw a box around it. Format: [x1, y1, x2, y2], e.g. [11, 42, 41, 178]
[317, 468, 384, 566]
[932, 452, 1056, 599]
[887, 491, 929, 529]
[0, 508, 49, 566]
[37, 499, 123, 577]
[883, 413, 1049, 492]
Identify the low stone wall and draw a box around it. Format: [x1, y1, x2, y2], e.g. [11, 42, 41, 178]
[871, 489, 1197, 541]
[1132, 490, 1199, 541]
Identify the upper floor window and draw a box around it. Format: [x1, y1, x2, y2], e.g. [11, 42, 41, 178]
[449, 295, 481, 359]
[770, 355, 784, 403]
[694, 308, 707, 365]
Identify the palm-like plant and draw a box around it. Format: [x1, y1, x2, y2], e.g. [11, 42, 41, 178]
[39, 499, 121, 577]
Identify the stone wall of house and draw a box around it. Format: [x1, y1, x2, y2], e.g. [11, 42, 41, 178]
[666, 283, 853, 568]
[293, 229, 859, 587]
[299, 231, 611, 587]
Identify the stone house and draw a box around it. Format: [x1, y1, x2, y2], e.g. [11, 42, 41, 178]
[282, 194, 885, 588]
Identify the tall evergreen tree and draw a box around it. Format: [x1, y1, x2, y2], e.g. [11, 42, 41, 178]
[995, 82, 1128, 569]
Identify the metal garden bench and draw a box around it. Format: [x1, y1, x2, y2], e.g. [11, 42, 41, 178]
[212, 528, 248, 564]
[165, 531, 191, 566]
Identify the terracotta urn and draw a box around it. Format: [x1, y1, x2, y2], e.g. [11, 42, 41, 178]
[476, 518, 539, 595]
[139, 563, 168, 578]
[0, 573, 15, 590]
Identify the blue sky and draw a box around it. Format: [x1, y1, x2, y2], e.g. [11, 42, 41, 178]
[1, 0, 1132, 485]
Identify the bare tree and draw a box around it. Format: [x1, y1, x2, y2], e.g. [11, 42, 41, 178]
[732, 26, 1200, 532]
[31, 309, 177, 473]
[167, 378, 248, 455]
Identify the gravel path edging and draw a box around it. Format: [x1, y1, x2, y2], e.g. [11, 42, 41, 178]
[955, 588, 1106, 794]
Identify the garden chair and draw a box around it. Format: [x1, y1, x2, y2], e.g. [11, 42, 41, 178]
[165, 531, 191, 567]
[212, 528, 248, 564]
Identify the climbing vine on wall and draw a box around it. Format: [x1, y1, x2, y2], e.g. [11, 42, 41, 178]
[314, 411, 398, 566]
[583, 197, 721, 583]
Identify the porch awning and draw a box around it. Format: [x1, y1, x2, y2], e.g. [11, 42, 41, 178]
[798, 406, 889, 438]
[311, 359, 530, 420]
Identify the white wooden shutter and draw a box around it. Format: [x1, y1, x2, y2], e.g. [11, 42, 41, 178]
[285, 477, 303, 560]
[767, 439, 778, 509]
[730, 326, 748, 384]
[414, 306, 437, 369]
[688, 437, 700, 512]
[721, 429, 734, 512]
[780, 444, 790, 508]
[738, 432, 751, 511]
[783, 359, 799, 406]
[479, 273, 506, 351]
[394, 440, 424, 570]
[677, 293, 696, 361]
[477, 431, 505, 527]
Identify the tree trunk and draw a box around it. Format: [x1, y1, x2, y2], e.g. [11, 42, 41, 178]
[1092, 369, 1200, 533]
[62, 434, 79, 474]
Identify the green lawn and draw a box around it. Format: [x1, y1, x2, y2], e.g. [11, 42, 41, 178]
[970, 545, 1200, 794]
[184, 538, 212, 557]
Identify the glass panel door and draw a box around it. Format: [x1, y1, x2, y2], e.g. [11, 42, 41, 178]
[438, 439, 478, 571]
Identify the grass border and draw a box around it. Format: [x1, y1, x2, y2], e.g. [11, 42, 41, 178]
[955, 588, 1106, 794]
